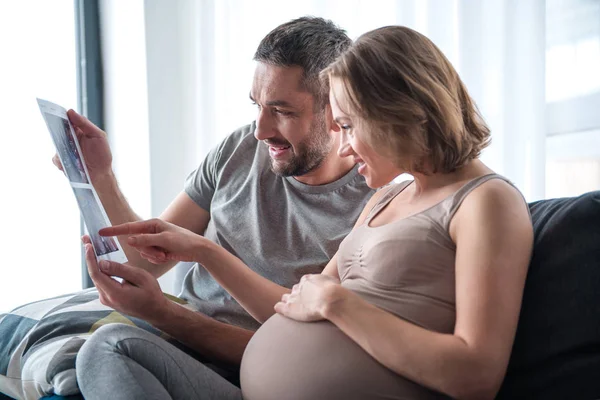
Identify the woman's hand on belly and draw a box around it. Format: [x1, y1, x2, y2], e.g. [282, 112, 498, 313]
[274, 274, 344, 322]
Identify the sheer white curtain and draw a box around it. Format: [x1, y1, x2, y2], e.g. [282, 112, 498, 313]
[104, 0, 550, 292]
[181, 0, 547, 200]
[545, 0, 600, 198]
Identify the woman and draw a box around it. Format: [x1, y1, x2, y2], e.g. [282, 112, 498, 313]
[89, 26, 533, 399]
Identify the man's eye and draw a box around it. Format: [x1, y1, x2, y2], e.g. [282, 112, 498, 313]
[341, 124, 352, 131]
[274, 109, 293, 116]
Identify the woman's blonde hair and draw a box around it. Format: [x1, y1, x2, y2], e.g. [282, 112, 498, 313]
[324, 26, 490, 174]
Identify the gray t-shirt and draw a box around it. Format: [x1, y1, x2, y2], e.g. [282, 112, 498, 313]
[179, 122, 375, 330]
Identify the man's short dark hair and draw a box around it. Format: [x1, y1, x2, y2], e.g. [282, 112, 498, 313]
[253, 16, 352, 108]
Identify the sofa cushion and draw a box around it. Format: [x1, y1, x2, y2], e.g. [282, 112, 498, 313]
[0, 290, 196, 400]
[497, 190, 600, 399]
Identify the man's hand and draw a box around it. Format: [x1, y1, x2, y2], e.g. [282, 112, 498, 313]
[274, 274, 344, 322]
[99, 218, 205, 264]
[83, 235, 170, 322]
[52, 110, 113, 182]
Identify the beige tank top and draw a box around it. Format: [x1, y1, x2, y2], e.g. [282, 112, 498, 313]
[241, 174, 511, 400]
[338, 173, 511, 333]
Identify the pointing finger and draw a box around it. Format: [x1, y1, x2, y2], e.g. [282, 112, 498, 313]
[99, 219, 162, 237]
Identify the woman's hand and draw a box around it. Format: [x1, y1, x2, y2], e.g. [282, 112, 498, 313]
[99, 218, 204, 264]
[274, 274, 346, 322]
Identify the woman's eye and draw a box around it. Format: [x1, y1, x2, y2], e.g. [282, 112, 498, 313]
[341, 124, 352, 131]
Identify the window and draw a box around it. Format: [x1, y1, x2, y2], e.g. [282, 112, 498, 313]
[546, 0, 600, 198]
[0, 2, 80, 311]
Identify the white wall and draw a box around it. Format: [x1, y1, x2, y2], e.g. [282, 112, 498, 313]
[0, 1, 81, 312]
[100, 0, 151, 221]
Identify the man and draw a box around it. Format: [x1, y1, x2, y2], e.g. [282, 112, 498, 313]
[59, 16, 374, 396]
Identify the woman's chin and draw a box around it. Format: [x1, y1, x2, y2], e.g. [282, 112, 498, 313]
[365, 175, 382, 189]
[365, 173, 397, 189]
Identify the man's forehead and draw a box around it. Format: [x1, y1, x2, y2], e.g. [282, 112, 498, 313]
[251, 63, 311, 105]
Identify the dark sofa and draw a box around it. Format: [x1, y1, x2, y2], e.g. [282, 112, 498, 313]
[497, 190, 600, 399]
[2, 191, 599, 400]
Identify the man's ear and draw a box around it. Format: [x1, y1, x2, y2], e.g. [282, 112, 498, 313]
[326, 104, 341, 133]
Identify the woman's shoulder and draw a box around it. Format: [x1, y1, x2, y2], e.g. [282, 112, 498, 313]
[468, 175, 525, 205]
[456, 175, 530, 223]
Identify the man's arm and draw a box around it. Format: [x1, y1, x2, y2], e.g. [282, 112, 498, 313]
[151, 301, 253, 365]
[91, 172, 151, 268]
[63, 110, 211, 278]
[85, 242, 252, 365]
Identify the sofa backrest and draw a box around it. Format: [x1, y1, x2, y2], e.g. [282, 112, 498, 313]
[497, 190, 600, 399]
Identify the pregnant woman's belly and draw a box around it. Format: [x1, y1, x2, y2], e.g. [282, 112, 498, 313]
[240, 314, 448, 400]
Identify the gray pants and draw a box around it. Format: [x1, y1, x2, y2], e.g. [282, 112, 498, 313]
[76, 324, 243, 400]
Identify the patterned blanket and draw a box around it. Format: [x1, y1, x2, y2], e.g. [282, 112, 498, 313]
[0, 289, 191, 400]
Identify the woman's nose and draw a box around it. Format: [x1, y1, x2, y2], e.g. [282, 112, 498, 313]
[337, 133, 353, 158]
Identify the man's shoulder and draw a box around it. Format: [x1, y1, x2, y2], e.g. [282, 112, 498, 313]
[220, 122, 257, 151]
[206, 121, 258, 167]
[208, 121, 267, 178]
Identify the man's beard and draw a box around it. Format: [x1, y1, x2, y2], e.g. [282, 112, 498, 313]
[269, 113, 332, 177]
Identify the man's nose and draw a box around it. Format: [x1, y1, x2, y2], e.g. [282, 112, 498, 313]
[254, 110, 275, 141]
